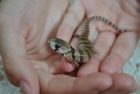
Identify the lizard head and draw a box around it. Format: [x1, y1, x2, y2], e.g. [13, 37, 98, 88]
[48, 38, 72, 55]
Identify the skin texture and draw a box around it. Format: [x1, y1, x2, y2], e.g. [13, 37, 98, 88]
[0, 0, 139, 94]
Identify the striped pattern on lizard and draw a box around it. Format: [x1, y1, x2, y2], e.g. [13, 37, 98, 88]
[48, 16, 124, 68]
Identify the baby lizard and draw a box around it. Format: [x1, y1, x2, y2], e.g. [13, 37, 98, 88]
[48, 16, 125, 68]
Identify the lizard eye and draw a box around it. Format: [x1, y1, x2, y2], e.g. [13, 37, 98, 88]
[54, 44, 61, 51]
[55, 44, 60, 48]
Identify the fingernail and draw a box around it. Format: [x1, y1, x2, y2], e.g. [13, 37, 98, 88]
[65, 63, 75, 72]
[20, 81, 32, 94]
[61, 58, 75, 72]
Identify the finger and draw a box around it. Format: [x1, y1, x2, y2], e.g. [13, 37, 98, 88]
[0, 25, 39, 94]
[60, 21, 87, 72]
[56, 0, 85, 42]
[78, 31, 116, 76]
[36, 69, 112, 94]
[99, 73, 137, 94]
[100, 31, 138, 74]
[57, 0, 85, 72]
[61, 58, 75, 72]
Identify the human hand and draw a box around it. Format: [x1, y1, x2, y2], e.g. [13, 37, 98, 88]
[58, 0, 138, 94]
[78, 0, 139, 76]
[0, 0, 138, 94]
[0, 0, 114, 94]
[0, 0, 69, 93]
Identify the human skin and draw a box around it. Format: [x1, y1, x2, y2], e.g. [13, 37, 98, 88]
[0, 0, 138, 94]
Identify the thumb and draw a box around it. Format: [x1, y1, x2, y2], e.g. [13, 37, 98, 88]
[0, 29, 39, 94]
